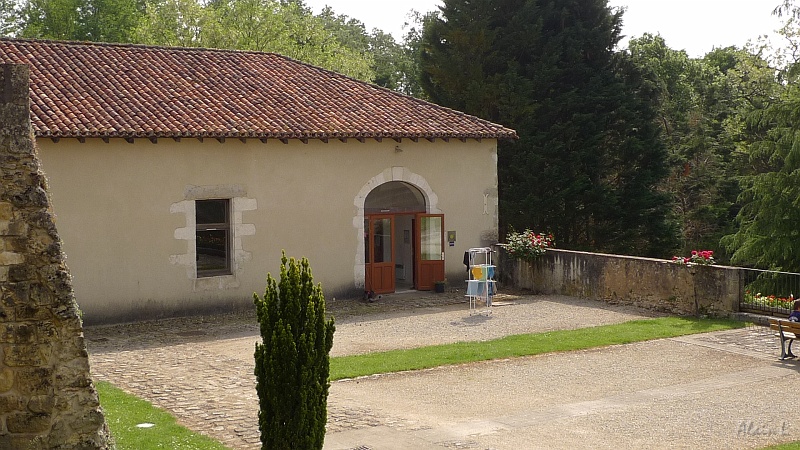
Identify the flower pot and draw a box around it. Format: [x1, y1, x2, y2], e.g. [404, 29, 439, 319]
[434, 281, 446, 293]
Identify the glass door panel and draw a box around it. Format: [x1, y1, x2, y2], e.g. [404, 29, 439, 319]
[373, 218, 392, 263]
[415, 214, 445, 290]
[420, 216, 443, 261]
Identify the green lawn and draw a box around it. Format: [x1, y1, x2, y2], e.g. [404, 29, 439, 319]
[329, 316, 745, 380]
[96, 381, 233, 450]
[96, 316, 746, 448]
[763, 442, 800, 449]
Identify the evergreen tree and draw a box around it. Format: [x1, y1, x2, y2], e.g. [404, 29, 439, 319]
[253, 252, 335, 449]
[722, 85, 800, 271]
[420, 0, 676, 256]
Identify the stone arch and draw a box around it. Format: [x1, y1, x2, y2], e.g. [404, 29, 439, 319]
[352, 167, 440, 289]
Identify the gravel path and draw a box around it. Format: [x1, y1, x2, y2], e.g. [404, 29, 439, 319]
[84, 291, 797, 450]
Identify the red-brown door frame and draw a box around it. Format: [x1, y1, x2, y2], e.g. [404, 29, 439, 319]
[365, 214, 395, 294]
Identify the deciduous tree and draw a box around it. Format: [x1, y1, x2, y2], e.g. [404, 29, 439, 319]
[19, 0, 143, 42]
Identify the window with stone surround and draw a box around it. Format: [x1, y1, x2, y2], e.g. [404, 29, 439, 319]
[170, 186, 256, 289]
[195, 199, 231, 277]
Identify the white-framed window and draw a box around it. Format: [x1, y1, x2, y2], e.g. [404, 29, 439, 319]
[195, 199, 231, 277]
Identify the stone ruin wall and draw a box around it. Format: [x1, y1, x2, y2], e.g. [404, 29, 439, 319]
[0, 64, 112, 448]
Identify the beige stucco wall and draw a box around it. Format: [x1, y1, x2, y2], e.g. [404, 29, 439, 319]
[36, 137, 499, 323]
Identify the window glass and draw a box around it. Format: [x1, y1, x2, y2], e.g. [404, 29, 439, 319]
[364, 219, 370, 263]
[197, 199, 227, 224]
[196, 199, 230, 277]
[420, 216, 443, 261]
[196, 230, 228, 272]
[373, 218, 392, 263]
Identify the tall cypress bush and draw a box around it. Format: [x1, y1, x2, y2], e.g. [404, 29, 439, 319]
[253, 252, 335, 449]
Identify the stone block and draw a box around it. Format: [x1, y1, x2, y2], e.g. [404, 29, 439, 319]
[12, 282, 29, 304]
[0, 251, 23, 266]
[7, 219, 28, 237]
[0, 266, 7, 282]
[4, 237, 26, 253]
[14, 368, 52, 396]
[0, 367, 14, 392]
[0, 324, 12, 343]
[1, 287, 16, 308]
[0, 393, 24, 410]
[1, 64, 31, 103]
[72, 408, 107, 435]
[13, 323, 37, 344]
[8, 264, 34, 282]
[6, 412, 51, 434]
[3, 343, 51, 367]
[30, 283, 55, 307]
[11, 186, 48, 209]
[15, 303, 51, 321]
[34, 322, 56, 342]
[0, 323, 36, 344]
[0, 202, 12, 221]
[0, 432, 37, 450]
[27, 395, 55, 414]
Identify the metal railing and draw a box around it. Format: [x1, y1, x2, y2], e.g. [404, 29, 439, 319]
[739, 268, 800, 316]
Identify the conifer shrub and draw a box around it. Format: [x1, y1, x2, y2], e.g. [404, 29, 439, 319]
[253, 252, 335, 449]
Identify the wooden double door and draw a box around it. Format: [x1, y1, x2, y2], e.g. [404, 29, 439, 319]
[365, 213, 444, 294]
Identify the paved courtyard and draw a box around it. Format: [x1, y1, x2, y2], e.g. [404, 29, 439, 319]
[84, 291, 800, 449]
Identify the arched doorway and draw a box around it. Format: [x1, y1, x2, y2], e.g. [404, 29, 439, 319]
[363, 182, 444, 294]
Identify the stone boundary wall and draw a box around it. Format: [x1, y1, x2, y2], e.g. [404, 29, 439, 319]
[0, 64, 111, 448]
[501, 248, 742, 316]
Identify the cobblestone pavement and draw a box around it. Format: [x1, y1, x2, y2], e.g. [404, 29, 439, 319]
[84, 291, 787, 450]
[86, 290, 478, 449]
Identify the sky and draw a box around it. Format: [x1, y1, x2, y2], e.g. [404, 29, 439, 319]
[302, 0, 787, 58]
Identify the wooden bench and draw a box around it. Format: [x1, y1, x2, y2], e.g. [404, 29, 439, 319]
[769, 319, 800, 360]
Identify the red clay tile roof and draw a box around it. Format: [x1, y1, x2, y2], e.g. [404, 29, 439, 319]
[0, 38, 517, 142]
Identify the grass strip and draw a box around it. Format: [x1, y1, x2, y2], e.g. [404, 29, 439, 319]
[763, 441, 800, 449]
[96, 381, 233, 450]
[330, 316, 744, 381]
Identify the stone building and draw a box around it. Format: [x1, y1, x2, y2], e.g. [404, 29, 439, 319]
[0, 38, 516, 324]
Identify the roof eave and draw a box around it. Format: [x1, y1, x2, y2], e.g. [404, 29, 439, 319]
[34, 130, 519, 142]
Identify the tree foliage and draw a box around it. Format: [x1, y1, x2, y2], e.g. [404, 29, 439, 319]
[716, 4, 800, 271]
[134, 0, 375, 80]
[0, 0, 21, 36]
[625, 36, 774, 261]
[421, 0, 676, 256]
[253, 252, 335, 449]
[722, 88, 800, 271]
[19, 0, 143, 41]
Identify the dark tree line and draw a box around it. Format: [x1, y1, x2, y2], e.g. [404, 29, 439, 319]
[3, 0, 800, 270]
[421, 0, 675, 257]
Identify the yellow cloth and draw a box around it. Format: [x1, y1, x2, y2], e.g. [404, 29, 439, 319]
[471, 266, 486, 280]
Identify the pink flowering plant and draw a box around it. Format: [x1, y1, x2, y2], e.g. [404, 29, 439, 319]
[671, 250, 715, 266]
[501, 229, 555, 262]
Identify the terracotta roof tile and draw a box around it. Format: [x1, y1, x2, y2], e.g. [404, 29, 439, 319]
[0, 38, 517, 142]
